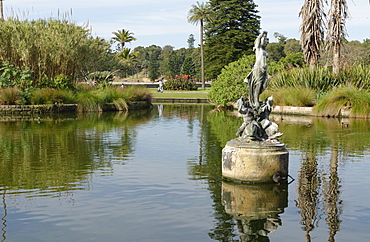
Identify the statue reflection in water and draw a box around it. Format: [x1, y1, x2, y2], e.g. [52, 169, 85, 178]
[222, 181, 288, 241]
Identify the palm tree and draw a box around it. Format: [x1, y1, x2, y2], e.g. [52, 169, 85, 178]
[118, 48, 138, 62]
[326, 0, 349, 74]
[299, 0, 326, 67]
[188, 1, 213, 89]
[112, 29, 137, 49]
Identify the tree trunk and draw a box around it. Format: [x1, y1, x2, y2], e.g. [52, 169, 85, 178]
[0, 0, 4, 20]
[333, 43, 340, 75]
[200, 20, 205, 89]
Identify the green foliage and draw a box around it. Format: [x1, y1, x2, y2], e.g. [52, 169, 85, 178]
[336, 65, 370, 90]
[53, 74, 74, 90]
[266, 43, 285, 62]
[262, 86, 316, 107]
[180, 56, 196, 76]
[187, 34, 196, 48]
[147, 45, 162, 81]
[88, 71, 114, 88]
[315, 86, 370, 118]
[270, 67, 338, 93]
[284, 39, 302, 55]
[0, 61, 34, 88]
[270, 65, 370, 94]
[30, 88, 75, 105]
[76, 92, 103, 112]
[164, 75, 198, 91]
[124, 86, 153, 102]
[76, 86, 151, 112]
[208, 55, 254, 106]
[279, 52, 305, 68]
[204, 0, 260, 79]
[0, 18, 115, 84]
[0, 86, 22, 105]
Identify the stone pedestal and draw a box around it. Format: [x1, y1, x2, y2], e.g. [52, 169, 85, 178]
[222, 138, 289, 183]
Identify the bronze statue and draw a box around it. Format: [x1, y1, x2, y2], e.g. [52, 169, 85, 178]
[244, 31, 269, 109]
[236, 31, 282, 142]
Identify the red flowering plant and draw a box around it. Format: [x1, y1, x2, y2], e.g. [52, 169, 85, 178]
[163, 75, 198, 91]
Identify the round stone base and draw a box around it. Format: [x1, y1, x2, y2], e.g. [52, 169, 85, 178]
[222, 138, 289, 183]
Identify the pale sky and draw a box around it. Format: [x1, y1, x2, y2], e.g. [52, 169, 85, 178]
[4, 0, 370, 49]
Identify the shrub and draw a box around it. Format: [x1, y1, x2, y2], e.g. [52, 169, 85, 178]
[53, 74, 74, 90]
[208, 55, 254, 106]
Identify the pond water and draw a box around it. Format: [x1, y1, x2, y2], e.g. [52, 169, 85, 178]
[0, 104, 369, 242]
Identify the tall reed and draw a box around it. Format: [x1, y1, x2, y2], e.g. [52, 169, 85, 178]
[0, 18, 111, 83]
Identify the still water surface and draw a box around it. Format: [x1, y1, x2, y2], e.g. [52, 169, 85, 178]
[0, 104, 370, 241]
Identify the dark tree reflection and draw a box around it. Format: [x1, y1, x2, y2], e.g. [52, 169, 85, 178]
[295, 155, 320, 242]
[323, 146, 342, 242]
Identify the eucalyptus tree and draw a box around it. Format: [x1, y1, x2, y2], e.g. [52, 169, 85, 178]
[188, 1, 213, 88]
[299, 0, 326, 67]
[326, 0, 349, 74]
[112, 29, 137, 50]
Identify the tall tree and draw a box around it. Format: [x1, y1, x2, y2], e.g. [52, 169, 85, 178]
[188, 1, 213, 88]
[112, 29, 137, 50]
[299, 0, 326, 67]
[147, 45, 162, 81]
[181, 56, 196, 76]
[187, 34, 196, 48]
[204, 0, 260, 79]
[0, 0, 4, 20]
[326, 0, 349, 74]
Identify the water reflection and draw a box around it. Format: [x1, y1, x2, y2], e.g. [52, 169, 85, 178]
[324, 146, 342, 242]
[221, 182, 288, 241]
[1, 191, 6, 242]
[0, 106, 368, 241]
[295, 155, 320, 242]
[0, 109, 153, 196]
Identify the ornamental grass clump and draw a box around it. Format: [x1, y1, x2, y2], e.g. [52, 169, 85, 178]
[76, 86, 151, 112]
[30, 88, 75, 105]
[76, 91, 103, 112]
[261, 86, 316, 107]
[314, 86, 370, 118]
[0, 86, 22, 105]
[124, 86, 152, 103]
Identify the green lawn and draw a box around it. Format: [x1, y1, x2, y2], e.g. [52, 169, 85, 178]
[149, 88, 209, 99]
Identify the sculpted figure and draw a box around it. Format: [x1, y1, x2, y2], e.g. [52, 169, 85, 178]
[235, 31, 282, 142]
[235, 97, 266, 141]
[244, 31, 269, 109]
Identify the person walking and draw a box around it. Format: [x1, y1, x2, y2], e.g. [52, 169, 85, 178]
[157, 78, 164, 93]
